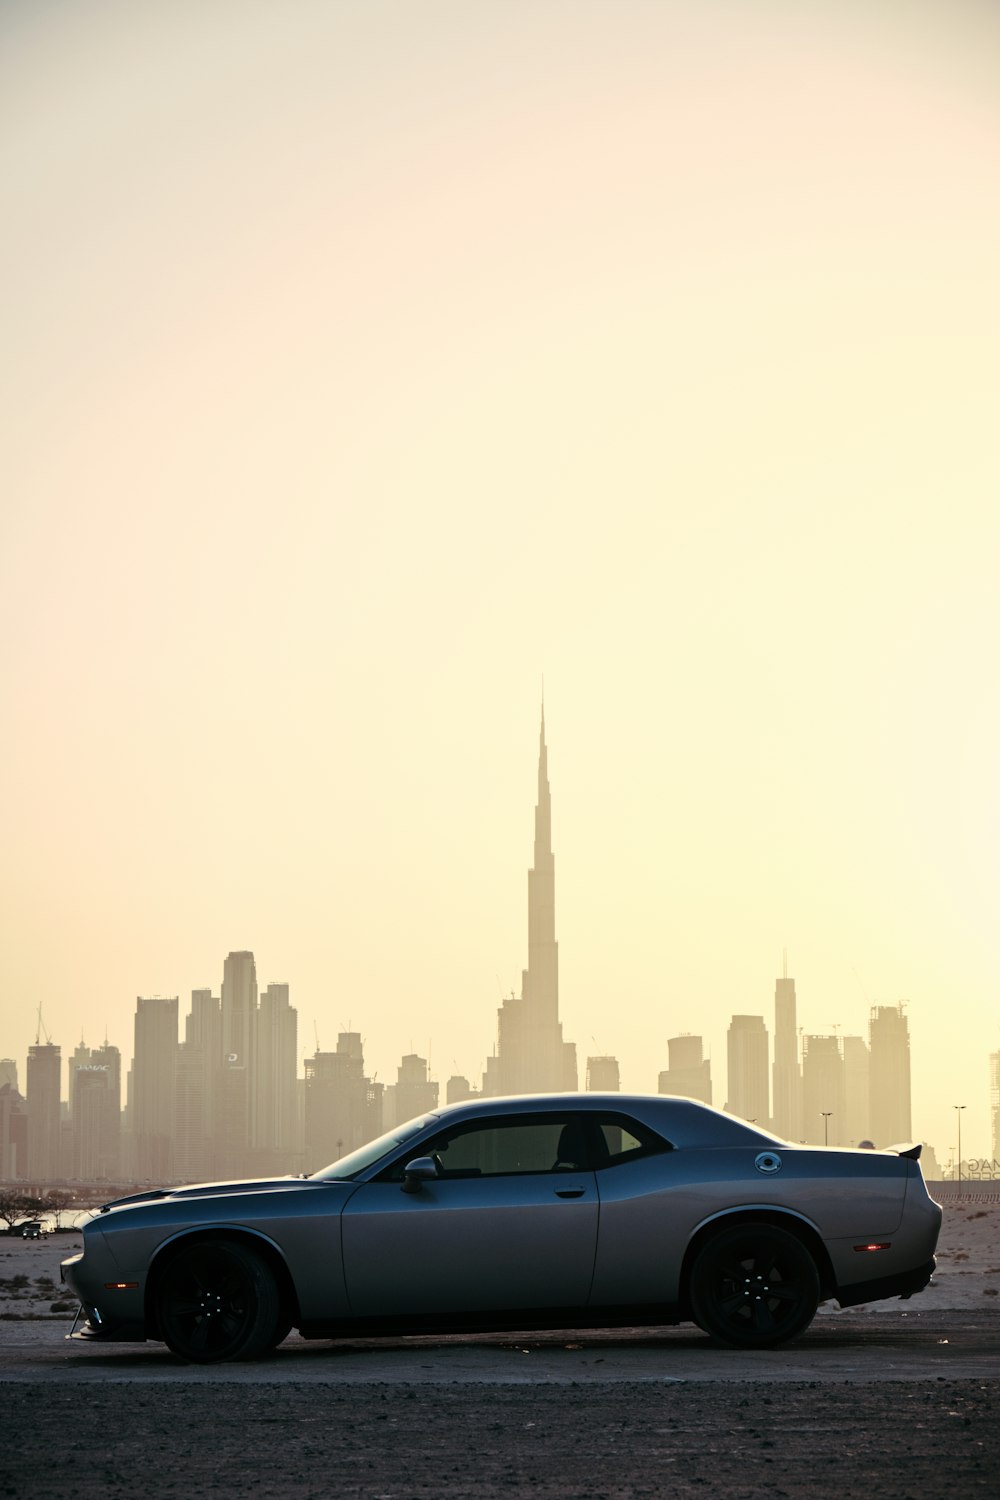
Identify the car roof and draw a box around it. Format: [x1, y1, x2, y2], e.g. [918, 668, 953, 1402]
[416, 1092, 783, 1149]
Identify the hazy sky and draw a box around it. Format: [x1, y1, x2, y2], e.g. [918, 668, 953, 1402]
[3, 0, 999, 1158]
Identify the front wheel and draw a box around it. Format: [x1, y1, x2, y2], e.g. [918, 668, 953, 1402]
[688, 1222, 820, 1348]
[156, 1239, 281, 1363]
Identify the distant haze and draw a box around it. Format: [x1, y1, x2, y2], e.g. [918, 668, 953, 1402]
[2, 1, 998, 1158]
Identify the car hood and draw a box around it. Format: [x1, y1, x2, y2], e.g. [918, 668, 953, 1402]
[98, 1176, 318, 1214]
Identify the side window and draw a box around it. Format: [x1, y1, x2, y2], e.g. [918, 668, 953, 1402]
[590, 1115, 671, 1168]
[382, 1116, 586, 1179]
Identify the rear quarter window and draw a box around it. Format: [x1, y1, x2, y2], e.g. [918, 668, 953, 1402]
[590, 1115, 672, 1168]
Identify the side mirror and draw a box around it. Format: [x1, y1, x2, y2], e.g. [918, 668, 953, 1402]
[400, 1156, 439, 1194]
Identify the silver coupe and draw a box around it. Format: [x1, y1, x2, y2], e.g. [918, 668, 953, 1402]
[61, 1093, 941, 1362]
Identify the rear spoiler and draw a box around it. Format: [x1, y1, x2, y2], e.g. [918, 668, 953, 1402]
[888, 1142, 922, 1161]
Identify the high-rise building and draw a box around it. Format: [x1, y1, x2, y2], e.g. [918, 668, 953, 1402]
[0, 1060, 18, 1092]
[221, 951, 258, 1069]
[383, 1053, 439, 1129]
[26, 1043, 61, 1182]
[801, 1035, 845, 1145]
[303, 1033, 382, 1170]
[484, 707, 577, 1096]
[219, 952, 258, 1176]
[175, 990, 221, 1184]
[133, 997, 178, 1182]
[0, 1082, 28, 1180]
[68, 1040, 92, 1121]
[254, 982, 298, 1170]
[841, 1035, 870, 1147]
[586, 1056, 620, 1091]
[771, 962, 801, 1141]
[726, 1015, 769, 1126]
[868, 1004, 911, 1147]
[990, 1051, 1000, 1165]
[446, 1074, 478, 1105]
[658, 1035, 712, 1105]
[72, 1065, 119, 1179]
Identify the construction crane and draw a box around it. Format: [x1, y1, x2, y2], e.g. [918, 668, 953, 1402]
[35, 1003, 52, 1045]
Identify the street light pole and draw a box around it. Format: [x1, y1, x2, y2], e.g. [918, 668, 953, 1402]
[821, 1111, 832, 1147]
[955, 1105, 966, 1194]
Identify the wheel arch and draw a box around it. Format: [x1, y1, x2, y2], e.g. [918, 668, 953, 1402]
[145, 1227, 300, 1339]
[678, 1207, 836, 1314]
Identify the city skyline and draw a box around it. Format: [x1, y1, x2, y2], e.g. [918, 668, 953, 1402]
[3, 3, 999, 1165]
[0, 966, 981, 1181]
[0, 709, 995, 1168]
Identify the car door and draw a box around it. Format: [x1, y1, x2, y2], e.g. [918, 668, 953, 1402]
[586, 1112, 685, 1305]
[340, 1113, 598, 1316]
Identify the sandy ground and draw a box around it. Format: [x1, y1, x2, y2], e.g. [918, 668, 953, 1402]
[828, 1195, 1000, 1314]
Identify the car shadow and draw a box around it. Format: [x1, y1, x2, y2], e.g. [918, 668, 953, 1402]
[59, 1314, 998, 1368]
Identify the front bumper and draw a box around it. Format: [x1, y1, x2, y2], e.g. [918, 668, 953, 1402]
[62, 1246, 148, 1343]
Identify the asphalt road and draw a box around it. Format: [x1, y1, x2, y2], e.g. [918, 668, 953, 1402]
[2, 1312, 998, 1498]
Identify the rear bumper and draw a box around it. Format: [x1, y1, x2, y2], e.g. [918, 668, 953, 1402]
[836, 1257, 936, 1309]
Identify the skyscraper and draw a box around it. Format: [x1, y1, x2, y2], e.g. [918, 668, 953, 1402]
[221, 951, 257, 1069]
[72, 1066, 118, 1179]
[304, 1033, 383, 1169]
[484, 707, 577, 1096]
[801, 1034, 845, 1145]
[868, 1004, 911, 1147]
[726, 1015, 769, 1126]
[658, 1035, 712, 1105]
[26, 1042, 61, 1181]
[771, 961, 801, 1141]
[175, 989, 221, 1184]
[446, 1074, 477, 1105]
[68, 1040, 92, 1120]
[254, 982, 298, 1170]
[383, 1052, 439, 1129]
[0, 1081, 28, 1180]
[219, 951, 257, 1176]
[133, 997, 178, 1182]
[586, 1056, 620, 1091]
[989, 1051, 999, 1165]
[841, 1034, 871, 1147]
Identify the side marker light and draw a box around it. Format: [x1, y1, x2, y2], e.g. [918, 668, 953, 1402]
[853, 1243, 890, 1253]
[104, 1282, 139, 1290]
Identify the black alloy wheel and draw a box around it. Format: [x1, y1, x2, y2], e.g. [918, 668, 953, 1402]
[688, 1222, 820, 1348]
[156, 1239, 281, 1363]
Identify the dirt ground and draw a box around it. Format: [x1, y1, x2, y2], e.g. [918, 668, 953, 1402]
[1, 1377, 998, 1498]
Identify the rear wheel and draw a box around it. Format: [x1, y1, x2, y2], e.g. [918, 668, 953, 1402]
[156, 1239, 281, 1363]
[688, 1222, 820, 1348]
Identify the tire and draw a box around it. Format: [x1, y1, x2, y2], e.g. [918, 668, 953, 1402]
[688, 1222, 820, 1348]
[156, 1239, 281, 1363]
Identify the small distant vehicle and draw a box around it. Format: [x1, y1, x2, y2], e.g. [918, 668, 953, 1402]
[61, 1093, 942, 1363]
[20, 1220, 46, 1240]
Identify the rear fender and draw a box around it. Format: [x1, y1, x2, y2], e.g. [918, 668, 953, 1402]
[678, 1208, 837, 1310]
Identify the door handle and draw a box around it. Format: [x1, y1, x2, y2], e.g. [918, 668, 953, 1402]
[555, 1187, 586, 1199]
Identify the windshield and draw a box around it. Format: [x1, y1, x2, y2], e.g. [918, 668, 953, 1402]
[310, 1114, 437, 1180]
